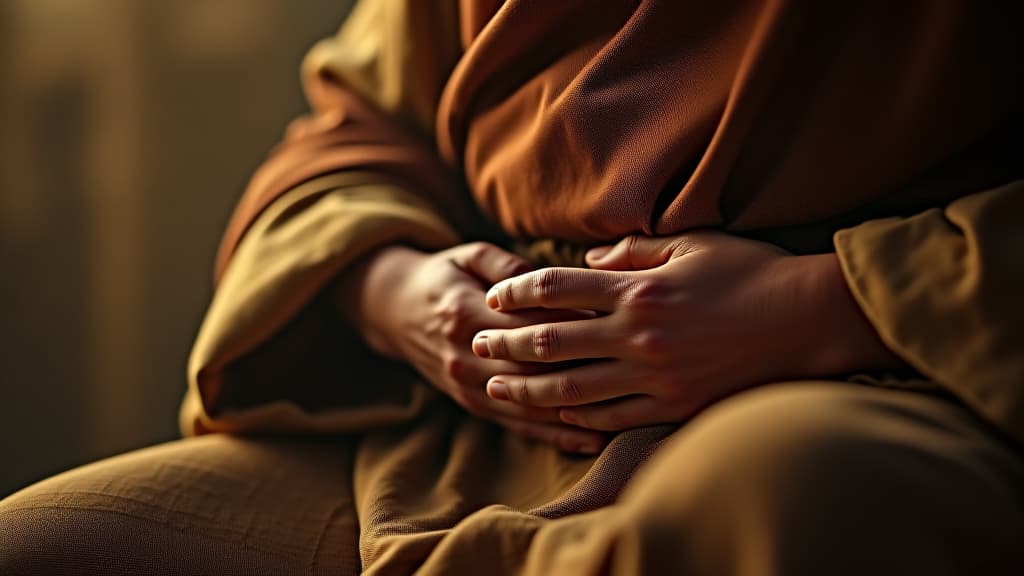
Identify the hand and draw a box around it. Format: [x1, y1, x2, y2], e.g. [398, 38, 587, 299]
[471, 232, 902, 431]
[336, 242, 606, 453]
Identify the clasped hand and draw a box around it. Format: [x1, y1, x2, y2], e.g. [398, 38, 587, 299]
[342, 232, 894, 452]
[471, 232, 803, 431]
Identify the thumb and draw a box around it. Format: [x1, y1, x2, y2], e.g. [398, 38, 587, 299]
[585, 235, 678, 271]
[452, 242, 534, 284]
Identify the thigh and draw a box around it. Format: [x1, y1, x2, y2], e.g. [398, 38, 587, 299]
[615, 382, 1024, 576]
[0, 434, 360, 576]
[515, 382, 1024, 576]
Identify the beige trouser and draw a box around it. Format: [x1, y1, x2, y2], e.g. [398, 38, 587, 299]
[2, 382, 1022, 575]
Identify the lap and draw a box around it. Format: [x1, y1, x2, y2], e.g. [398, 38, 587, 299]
[399, 382, 1024, 576]
[611, 382, 1024, 575]
[0, 434, 360, 576]
[3, 383, 1022, 576]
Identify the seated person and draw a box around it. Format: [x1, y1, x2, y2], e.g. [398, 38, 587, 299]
[2, 1, 1022, 574]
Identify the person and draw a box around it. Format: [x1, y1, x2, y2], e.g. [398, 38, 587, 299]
[2, 1, 1022, 574]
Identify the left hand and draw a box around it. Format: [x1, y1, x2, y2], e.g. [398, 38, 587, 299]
[471, 231, 901, 431]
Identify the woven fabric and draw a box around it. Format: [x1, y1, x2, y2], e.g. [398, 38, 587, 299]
[0, 435, 360, 575]
[3, 383, 1023, 574]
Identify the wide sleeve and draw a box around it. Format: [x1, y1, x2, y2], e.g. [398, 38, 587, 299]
[835, 180, 1024, 445]
[181, 0, 465, 436]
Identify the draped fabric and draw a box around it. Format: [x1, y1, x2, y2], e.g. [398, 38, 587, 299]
[168, 2, 1024, 572]
[217, 0, 1021, 271]
[450, 0, 1022, 242]
[2, 2, 1023, 575]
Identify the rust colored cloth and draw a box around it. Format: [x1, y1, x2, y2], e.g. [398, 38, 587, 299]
[217, 0, 1020, 277]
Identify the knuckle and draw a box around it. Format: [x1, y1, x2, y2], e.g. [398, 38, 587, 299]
[629, 329, 670, 361]
[509, 375, 532, 404]
[555, 373, 584, 404]
[441, 352, 467, 381]
[437, 292, 475, 339]
[624, 277, 672, 313]
[499, 255, 530, 279]
[532, 325, 560, 361]
[499, 278, 519, 309]
[464, 242, 492, 262]
[489, 332, 510, 359]
[447, 285, 476, 305]
[435, 295, 459, 319]
[531, 268, 562, 304]
[439, 319, 459, 340]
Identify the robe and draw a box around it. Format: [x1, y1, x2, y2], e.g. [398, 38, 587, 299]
[2, 1, 1022, 574]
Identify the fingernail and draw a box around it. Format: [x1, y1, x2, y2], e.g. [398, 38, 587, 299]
[487, 378, 508, 400]
[472, 334, 491, 358]
[585, 246, 611, 263]
[560, 410, 577, 424]
[486, 284, 500, 309]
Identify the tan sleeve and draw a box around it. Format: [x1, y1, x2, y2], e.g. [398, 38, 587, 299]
[214, 0, 464, 278]
[182, 0, 463, 436]
[835, 180, 1024, 444]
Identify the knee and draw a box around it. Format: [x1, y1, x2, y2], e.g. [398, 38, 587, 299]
[0, 458, 156, 576]
[0, 503, 98, 576]
[1, 495, 202, 576]
[0, 440, 207, 575]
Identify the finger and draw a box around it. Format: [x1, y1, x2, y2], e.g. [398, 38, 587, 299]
[473, 317, 618, 363]
[585, 234, 694, 271]
[429, 281, 591, 346]
[559, 395, 673, 431]
[478, 305, 598, 331]
[446, 355, 566, 422]
[494, 416, 607, 455]
[486, 267, 626, 312]
[485, 361, 647, 407]
[451, 242, 534, 285]
[468, 389, 566, 423]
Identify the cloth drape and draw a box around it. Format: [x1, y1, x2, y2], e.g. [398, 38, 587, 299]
[179, 4, 1024, 572]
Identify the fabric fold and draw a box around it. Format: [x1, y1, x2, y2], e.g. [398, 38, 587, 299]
[835, 182, 1024, 444]
[182, 173, 458, 435]
[214, 0, 465, 282]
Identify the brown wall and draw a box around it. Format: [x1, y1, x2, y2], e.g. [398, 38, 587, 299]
[0, 0, 352, 497]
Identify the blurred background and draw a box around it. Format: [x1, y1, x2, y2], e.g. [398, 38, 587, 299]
[1, 0, 353, 497]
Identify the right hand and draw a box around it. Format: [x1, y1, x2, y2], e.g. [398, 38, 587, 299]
[336, 242, 607, 454]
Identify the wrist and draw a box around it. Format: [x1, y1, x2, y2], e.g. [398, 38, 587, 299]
[333, 244, 427, 358]
[782, 253, 905, 377]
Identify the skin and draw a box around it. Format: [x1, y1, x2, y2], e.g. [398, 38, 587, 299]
[338, 232, 903, 447]
[473, 231, 904, 431]
[335, 241, 607, 454]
